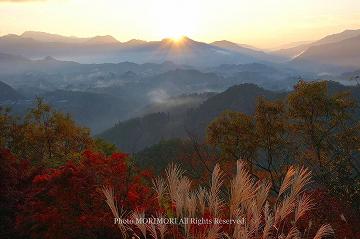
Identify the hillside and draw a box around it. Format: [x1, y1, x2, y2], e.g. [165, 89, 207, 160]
[99, 82, 360, 153]
[0, 81, 23, 102]
[210, 40, 284, 62]
[273, 29, 360, 61]
[293, 34, 360, 68]
[98, 83, 285, 152]
[3, 90, 132, 134]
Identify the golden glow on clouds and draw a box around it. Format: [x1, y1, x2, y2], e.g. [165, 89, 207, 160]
[0, 0, 360, 48]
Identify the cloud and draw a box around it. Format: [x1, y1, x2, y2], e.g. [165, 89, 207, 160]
[148, 89, 170, 103]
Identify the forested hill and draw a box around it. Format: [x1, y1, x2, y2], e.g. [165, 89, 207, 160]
[184, 83, 287, 136]
[99, 81, 360, 153]
[98, 83, 286, 152]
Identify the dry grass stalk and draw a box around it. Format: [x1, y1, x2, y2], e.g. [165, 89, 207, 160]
[152, 176, 167, 204]
[285, 227, 301, 239]
[146, 222, 158, 239]
[101, 186, 128, 237]
[102, 161, 334, 239]
[229, 161, 257, 218]
[294, 193, 314, 223]
[208, 164, 224, 217]
[278, 166, 295, 198]
[156, 213, 167, 239]
[197, 186, 207, 215]
[207, 223, 222, 239]
[131, 210, 146, 238]
[313, 224, 334, 239]
[165, 163, 185, 204]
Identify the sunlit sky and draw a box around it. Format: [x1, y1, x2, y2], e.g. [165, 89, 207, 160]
[1, 0, 360, 49]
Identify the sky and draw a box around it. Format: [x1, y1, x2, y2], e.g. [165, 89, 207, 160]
[0, 0, 360, 49]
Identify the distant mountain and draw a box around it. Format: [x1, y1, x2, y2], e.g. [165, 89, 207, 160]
[293, 34, 360, 68]
[115, 37, 262, 67]
[207, 63, 281, 76]
[0, 32, 123, 63]
[85, 35, 119, 45]
[0, 81, 23, 102]
[211, 40, 262, 54]
[272, 44, 310, 59]
[21, 31, 88, 43]
[313, 29, 360, 46]
[0, 52, 30, 64]
[0, 52, 81, 75]
[123, 39, 148, 47]
[271, 41, 313, 51]
[0, 32, 281, 66]
[21, 31, 120, 45]
[211, 40, 285, 62]
[273, 29, 360, 60]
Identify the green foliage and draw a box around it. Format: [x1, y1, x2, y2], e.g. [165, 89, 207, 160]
[288, 81, 357, 165]
[0, 98, 94, 167]
[207, 110, 257, 162]
[135, 138, 186, 173]
[207, 81, 360, 209]
[94, 138, 119, 156]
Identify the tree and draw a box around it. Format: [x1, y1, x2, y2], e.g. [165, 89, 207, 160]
[16, 150, 156, 239]
[288, 81, 360, 210]
[207, 111, 258, 167]
[2, 98, 94, 167]
[255, 97, 292, 191]
[287, 81, 356, 168]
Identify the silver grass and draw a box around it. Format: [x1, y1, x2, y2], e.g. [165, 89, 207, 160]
[197, 186, 207, 215]
[152, 176, 167, 204]
[156, 213, 167, 239]
[131, 210, 147, 238]
[208, 164, 224, 217]
[256, 180, 272, 211]
[291, 167, 312, 197]
[278, 166, 295, 199]
[285, 227, 301, 239]
[101, 186, 129, 237]
[166, 163, 185, 204]
[295, 194, 314, 223]
[207, 223, 222, 239]
[146, 222, 158, 239]
[262, 201, 274, 239]
[185, 191, 197, 218]
[229, 161, 257, 218]
[313, 224, 334, 239]
[275, 194, 295, 226]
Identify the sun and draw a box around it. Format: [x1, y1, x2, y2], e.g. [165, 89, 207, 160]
[156, 13, 191, 40]
[148, 0, 199, 40]
[171, 35, 185, 43]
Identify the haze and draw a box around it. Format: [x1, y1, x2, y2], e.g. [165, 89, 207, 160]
[1, 0, 360, 48]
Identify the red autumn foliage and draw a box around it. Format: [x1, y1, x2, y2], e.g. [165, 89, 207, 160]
[15, 150, 157, 239]
[299, 189, 360, 239]
[0, 149, 34, 238]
